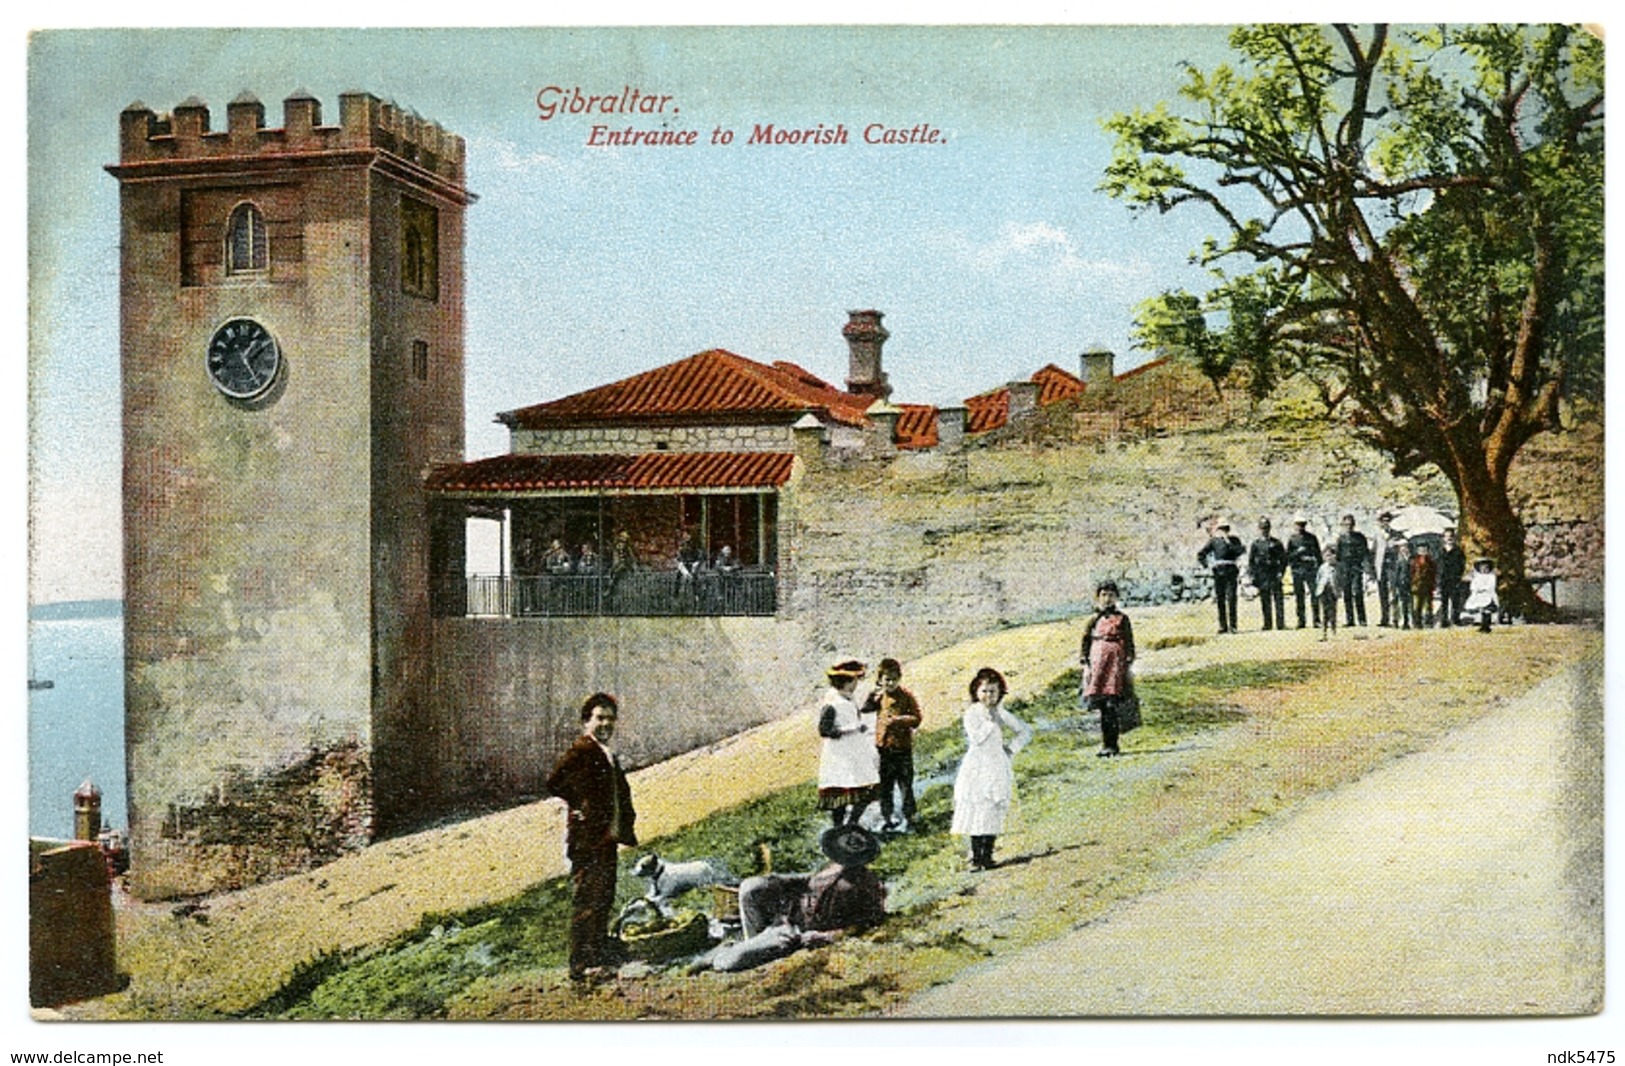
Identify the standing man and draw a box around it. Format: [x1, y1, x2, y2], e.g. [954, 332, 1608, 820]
[609, 530, 639, 606]
[1437, 528, 1467, 627]
[1286, 514, 1323, 629]
[1248, 517, 1288, 631]
[546, 692, 638, 983]
[1335, 514, 1371, 627]
[1375, 511, 1397, 626]
[1198, 518, 1246, 634]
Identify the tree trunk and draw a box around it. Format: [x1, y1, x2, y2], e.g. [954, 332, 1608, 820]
[1450, 456, 1556, 621]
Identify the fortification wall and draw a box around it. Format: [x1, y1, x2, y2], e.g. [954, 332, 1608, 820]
[422, 615, 823, 811]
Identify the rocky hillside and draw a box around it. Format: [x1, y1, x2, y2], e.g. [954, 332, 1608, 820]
[786, 361, 1601, 661]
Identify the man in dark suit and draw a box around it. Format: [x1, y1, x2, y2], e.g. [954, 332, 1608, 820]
[1286, 515, 1323, 629]
[547, 692, 637, 982]
[1335, 514, 1371, 626]
[1437, 528, 1468, 627]
[1248, 517, 1288, 631]
[1198, 518, 1246, 634]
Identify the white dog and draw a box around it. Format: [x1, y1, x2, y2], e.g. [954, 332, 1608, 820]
[630, 853, 732, 915]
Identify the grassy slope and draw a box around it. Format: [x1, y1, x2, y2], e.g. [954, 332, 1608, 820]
[254, 619, 1597, 1020]
[75, 609, 1093, 1019]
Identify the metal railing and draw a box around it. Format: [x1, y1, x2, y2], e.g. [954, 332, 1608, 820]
[437, 570, 777, 618]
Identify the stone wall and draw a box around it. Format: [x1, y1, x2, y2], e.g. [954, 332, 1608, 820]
[512, 421, 793, 456]
[420, 614, 823, 811]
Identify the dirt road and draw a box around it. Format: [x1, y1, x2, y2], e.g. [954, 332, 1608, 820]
[902, 651, 1604, 1016]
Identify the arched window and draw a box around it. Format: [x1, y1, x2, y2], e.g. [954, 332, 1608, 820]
[400, 197, 439, 300]
[225, 202, 268, 275]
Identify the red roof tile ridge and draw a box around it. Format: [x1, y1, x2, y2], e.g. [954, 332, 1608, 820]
[729, 354, 871, 425]
[1033, 363, 1083, 384]
[426, 450, 796, 492]
[769, 359, 839, 391]
[1113, 356, 1171, 381]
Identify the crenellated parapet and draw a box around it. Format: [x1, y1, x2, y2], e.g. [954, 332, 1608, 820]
[116, 90, 466, 190]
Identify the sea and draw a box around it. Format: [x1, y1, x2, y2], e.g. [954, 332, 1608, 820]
[27, 601, 125, 841]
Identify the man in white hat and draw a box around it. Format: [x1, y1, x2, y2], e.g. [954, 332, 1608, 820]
[1197, 518, 1246, 634]
[1286, 514, 1323, 629]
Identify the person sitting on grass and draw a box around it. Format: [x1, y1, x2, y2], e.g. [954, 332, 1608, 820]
[710, 825, 887, 973]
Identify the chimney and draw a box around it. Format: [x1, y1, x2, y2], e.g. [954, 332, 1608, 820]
[791, 413, 826, 470]
[843, 310, 892, 401]
[1006, 380, 1040, 427]
[935, 405, 967, 453]
[865, 399, 900, 457]
[1081, 347, 1116, 387]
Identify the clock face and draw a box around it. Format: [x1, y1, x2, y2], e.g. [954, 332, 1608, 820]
[206, 318, 282, 400]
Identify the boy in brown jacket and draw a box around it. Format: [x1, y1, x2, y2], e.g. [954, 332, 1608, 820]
[864, 658, 923, 833]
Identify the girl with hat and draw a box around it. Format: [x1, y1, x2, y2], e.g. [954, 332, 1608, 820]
[951, 666, 1033, 870]
[816, 660, 880, 827]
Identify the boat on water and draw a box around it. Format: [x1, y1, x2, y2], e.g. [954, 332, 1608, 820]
[28, 679, 55, 691]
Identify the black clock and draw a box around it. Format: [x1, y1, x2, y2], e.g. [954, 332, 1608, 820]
[206, 318, 282, 400]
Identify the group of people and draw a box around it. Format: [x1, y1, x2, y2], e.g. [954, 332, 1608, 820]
[816, 580, 1136, 874]
[815, 657, 1034, 872]
[534, 530, 639, 579]
[1199, 512, 1501, 638]
[676, 532, 743, 583]
[545, 584, 1144, 983]
[545, 688, 894, 983]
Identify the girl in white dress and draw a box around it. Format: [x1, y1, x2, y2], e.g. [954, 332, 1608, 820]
[1462, 557, 1500, 632]
[951, 666, 1033, 870]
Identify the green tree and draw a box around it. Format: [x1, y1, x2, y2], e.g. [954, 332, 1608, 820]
[1103, 24, 1602, 617]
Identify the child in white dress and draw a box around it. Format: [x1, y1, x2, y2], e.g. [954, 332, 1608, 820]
[951, 666, 1033, 870]
[1463, 558, 1500, 633]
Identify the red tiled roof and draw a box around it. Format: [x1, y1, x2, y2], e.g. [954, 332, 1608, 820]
[500, 349, 872, 430]
[962, 364, 1088, 435]
[894, 404, 940, 450]
[964, 388, 1010, 435]
[427, 451, 796, 494]
[1032, 363, 1085, 405]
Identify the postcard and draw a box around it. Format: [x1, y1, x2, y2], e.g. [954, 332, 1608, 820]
[22, 21, 1606, 1051]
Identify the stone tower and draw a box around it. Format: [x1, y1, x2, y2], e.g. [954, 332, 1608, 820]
[108, 91, 472, 898]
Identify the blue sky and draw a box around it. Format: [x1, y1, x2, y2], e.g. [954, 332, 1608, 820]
[28, 25, 1249, 602]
